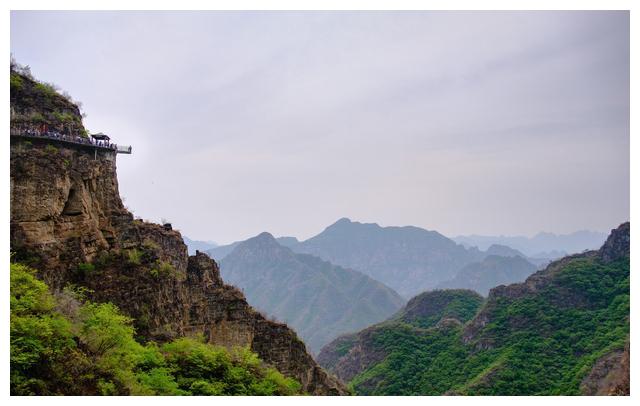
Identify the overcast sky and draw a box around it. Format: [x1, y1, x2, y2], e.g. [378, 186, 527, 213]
[11, 11, 629, 244]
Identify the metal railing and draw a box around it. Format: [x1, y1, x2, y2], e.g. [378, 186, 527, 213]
[10, 129, 132, 154]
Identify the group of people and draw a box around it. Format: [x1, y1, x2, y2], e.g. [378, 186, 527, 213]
[11, 126, 118, 150]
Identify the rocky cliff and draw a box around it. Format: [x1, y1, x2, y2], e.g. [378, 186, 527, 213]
[9, 72, 346, 395]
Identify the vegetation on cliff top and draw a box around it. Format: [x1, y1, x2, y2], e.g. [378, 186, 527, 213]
[10, 262, 302, 395]
[320, 247, 629, 395]
[10, 58, 87, 136]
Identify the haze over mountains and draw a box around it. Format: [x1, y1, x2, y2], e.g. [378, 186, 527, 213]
[453, 230, 607, 258]
[436, 255, 538, 296]
[204, 218, 604, 299]
[182, 236, 217, 255]
[219, 232, 405, 353]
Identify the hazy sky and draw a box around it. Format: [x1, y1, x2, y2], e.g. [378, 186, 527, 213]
[10, 11, 629, 244]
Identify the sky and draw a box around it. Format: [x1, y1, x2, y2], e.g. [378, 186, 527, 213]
[10, 11, 630, 244]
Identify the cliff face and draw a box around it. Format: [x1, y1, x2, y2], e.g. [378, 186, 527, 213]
[10, 137, 346, 394]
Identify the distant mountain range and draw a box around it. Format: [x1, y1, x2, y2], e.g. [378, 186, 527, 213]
[286, 218, 484, 298]
[207, 219, 605, 299]
[219, 232, 405, 353]
[453, 230, 607, 258]
[436, 254, 537, 296]
[182, 236, 218, 255]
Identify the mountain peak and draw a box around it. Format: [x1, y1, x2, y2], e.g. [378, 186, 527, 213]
[333, 217, 353, 226]
[243, 231, 279, 247]
[599, 222, 630, 263]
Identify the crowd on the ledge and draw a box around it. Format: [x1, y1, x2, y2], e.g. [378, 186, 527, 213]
[10, 126, 131, 153]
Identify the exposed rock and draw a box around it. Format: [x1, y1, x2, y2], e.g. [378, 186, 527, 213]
[581, 340, 630, 395]
[10, 136, 347, 395]
[600, 222, 630, 264]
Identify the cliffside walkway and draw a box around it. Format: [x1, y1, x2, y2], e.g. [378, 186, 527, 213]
[10, 129, 132, 154]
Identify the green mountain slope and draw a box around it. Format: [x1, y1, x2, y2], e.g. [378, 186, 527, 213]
[318, 222, 630, 395]
[219, 232, 405, 353]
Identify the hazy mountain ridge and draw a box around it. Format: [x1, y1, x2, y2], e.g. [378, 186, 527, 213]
[220, 232, 405, 353]
[436, 254, 538, 296]
[207, 218, 598, 299]
[183, 236, 218, 255]
[285, 218, 484, 298]
[453, 230, 607, 257]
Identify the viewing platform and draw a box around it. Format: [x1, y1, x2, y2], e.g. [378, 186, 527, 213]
[10, 129, 132, 154]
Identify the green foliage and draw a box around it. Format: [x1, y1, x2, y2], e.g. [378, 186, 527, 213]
[10, 65, 88, 136]
[150, 260, 178, 279]
[10, 262, 302, 396]
[29, 112, 46, 124]
[126, 249, 142, 265]
[347, 256, 630, 395]
[10, 72, 24, 91]
[10, 263, 75, 394]
[75, 262, 95, 277]
[398, 290, 484, 329]
[142, 239, 161, 252]
[34, 81, 59, 98]
[160, 338, 301, 395]
[44, 144, 58, 155]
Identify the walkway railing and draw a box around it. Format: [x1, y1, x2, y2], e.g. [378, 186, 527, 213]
[10, 129, 132, 154]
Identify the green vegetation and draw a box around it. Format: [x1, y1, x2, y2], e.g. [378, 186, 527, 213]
[150, 260, 178, 279]
[10, 72, 24, 91]
[75, 262, 96, 278]
[44, 144, 58, 155]
[126, 249, 142, 265]
[343, 256, 629, 395]
[10, 60, 87, 137]
[10, 262, 302, 395]
[396, 289, 484, 329]
[34, 82, 59, 98]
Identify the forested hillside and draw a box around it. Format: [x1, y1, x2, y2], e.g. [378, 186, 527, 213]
[318, 223, 630, 395]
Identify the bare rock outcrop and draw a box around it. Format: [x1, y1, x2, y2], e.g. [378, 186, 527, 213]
[581, 340, 630, 395]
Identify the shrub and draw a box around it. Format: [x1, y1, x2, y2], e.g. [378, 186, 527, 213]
[126, 249, 142, 265]
[150, 260, 178, 279]
[10, 72, 23, 91]
[44, 144, 58, 155]
[74, 262, 95, 279]
[34, 81, 59, 98]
